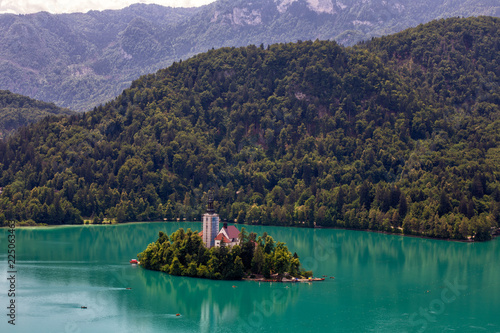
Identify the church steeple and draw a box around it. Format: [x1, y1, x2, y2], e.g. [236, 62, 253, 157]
[202, 189, 219, 248]
[206, 190, 215, 214]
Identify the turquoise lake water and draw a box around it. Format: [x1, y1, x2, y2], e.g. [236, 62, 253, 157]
[1, 222, 499, 332]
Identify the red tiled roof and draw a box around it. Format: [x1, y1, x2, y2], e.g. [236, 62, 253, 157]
[225, 225, 240, 239]
[200, 226, 239, 245]
[215, 233, 231, 243]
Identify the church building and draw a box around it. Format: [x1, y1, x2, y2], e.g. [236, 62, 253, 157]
[214, 223, 240, 247]
[200, 192, 240, 248]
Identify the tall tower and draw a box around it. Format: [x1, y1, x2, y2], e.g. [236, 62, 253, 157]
[202, 191, 219, 248]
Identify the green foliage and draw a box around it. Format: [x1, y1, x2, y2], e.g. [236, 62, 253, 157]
[0, 90, 74, 139]
[137, 228, 305, 280]
[0, 17, 499, 241]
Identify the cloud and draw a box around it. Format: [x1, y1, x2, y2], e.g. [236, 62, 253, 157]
[0, 0, 216, 14]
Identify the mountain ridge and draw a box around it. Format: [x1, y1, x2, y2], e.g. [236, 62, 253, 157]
[0, 0, 498, 111]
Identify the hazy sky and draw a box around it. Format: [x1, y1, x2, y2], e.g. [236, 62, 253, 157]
[0, 0, 216, 14]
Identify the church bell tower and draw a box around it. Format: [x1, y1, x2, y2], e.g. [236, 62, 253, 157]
[202, 191, 219, 248]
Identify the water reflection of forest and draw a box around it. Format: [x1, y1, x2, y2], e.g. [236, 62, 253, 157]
[13, 223, 499, 277]
[4, 223, 500, 330]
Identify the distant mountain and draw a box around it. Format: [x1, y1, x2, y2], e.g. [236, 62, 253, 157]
[0, 90, 73, 139]
[1, 17, 499, 240]
[0, 0, 498, 111]
[0, 4, 200, 111]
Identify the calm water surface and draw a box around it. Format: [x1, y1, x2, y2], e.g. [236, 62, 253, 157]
[1, 222, 499, 332]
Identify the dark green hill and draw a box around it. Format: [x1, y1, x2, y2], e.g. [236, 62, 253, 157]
[0, 0, 498, 111]
[0, 17, 499, 240]
[0, 90, 74, 139]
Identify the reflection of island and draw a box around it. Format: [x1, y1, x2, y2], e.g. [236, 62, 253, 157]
[134, 268, 300, 331]
[3, 223, 499, 332]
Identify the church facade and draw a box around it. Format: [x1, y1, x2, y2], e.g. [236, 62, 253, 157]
[214, 223, 240, 247]
[200, 193, 240, 248]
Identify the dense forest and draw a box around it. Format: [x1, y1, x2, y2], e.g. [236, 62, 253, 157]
[0, 17, 499, 240]
[0, 0, 497, 111]
[0, 90, 74, 139]
[138, 228, 307, 280]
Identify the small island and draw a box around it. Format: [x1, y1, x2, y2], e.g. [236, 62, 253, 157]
[137, 227, 314, 281]
[138, 193, 315, 281]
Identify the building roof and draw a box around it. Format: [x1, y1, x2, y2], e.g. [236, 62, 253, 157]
[200, 224, 240, 247]
[215, 233, 232, 243]
[222, 225, 240, 240]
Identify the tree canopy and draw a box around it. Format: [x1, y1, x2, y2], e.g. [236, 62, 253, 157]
[0, 17, 499, 240]
[138, 227, 307, 280]
[0, 1, 497, 111]
[0, 90, 74, 140]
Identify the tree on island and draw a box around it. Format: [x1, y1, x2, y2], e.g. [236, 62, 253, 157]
[138, 227, 311, 280]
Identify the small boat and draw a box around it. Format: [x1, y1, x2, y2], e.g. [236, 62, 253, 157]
[130, 259, 138, 264]
[176, 313, 181, 317]
[126, 287, 132, 290]
[81, 306, 87, 309]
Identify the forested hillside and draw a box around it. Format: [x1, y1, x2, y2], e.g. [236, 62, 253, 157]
[0, 90, 74, 139]
[0, 0, 498, 111]
[0, 17, 499, 240]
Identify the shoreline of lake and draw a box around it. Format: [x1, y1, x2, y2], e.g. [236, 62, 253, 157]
[3, 220, 499, 242]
